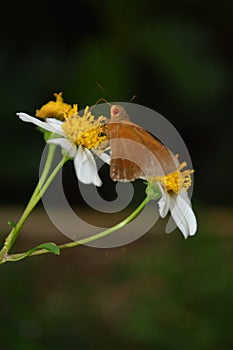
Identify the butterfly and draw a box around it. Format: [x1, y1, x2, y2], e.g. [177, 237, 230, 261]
[101, 104, 178, 182]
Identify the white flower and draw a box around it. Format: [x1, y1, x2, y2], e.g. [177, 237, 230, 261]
[152, 161, 197, 238]
[158, 184, 197, 238]
[17, 108, 110, 187]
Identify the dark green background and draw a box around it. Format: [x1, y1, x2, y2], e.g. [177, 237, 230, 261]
[0, 1, 232, 349]
[1, 0, 232, 205]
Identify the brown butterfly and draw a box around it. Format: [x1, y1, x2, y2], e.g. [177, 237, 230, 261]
[102, 104, 178, 182]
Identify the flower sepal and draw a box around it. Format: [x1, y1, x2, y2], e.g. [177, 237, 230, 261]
[145, 180, 162, 201]
[37, 127, 62, 142]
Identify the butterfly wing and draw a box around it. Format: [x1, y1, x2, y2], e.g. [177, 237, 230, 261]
[108, 122, 146, 181]
[107, 121, 177, 181]
[104, 104, 178, 182]
[131, 122, 178, 176]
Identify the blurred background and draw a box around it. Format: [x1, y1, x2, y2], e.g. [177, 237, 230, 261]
[0, 0, 233, 349]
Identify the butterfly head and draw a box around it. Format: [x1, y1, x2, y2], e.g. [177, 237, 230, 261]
[110, 104, 130, 122]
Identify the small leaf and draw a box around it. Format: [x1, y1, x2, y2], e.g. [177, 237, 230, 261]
[8, 220, 16, 228]
[37, 242, 60, 255]
[10, 242, 60, 262]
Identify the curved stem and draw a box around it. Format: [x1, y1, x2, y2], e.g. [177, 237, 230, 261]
[5, 197, 149, 262]
[30, 144, 57, 202]
[0, 152, 68, 264]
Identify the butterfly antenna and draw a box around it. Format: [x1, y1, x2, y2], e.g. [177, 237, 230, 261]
[129, 95, 137, 102]
[94, 97, 112, 106]
[96, 80, 113, 100]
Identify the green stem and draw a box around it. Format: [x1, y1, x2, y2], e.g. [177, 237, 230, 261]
[5, 197, 148, 262]
[29, 144, 57, 203]
[0, 151, 68, 264]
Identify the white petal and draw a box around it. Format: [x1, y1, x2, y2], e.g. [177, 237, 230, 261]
[92, 149, 111, 165]
[157, 184, 170, 218]
[96, 152, 111, 165]
[45, 118, 63, 125]
[169, 194, 197, 238]
[179, 189, 191, 205]
[178, 195, 197, 236]
[17, 113, 64, 136]
[74, 146, 102, 186]
[45, 118, 64, 134]
[47, 138, 76, 157]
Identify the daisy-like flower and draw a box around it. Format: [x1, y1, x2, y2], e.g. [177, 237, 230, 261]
[148, 161, 197, 238]
[17, 104, 110, 186]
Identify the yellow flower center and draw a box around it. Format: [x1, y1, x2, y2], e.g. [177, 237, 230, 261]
[62, 106, 107, 149]
[153, 162, 194, 194]
[35, 92, 73, 120]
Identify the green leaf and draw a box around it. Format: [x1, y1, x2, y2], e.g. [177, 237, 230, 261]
[8, 220, 16, 228]
[37, 242, 60, 255]
[11, 242, 60, 262]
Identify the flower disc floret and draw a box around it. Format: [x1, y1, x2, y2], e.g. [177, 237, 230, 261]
[62, 106, 107, 149]
[154, 162, 194, 194]
[35, 92, 73, 120]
